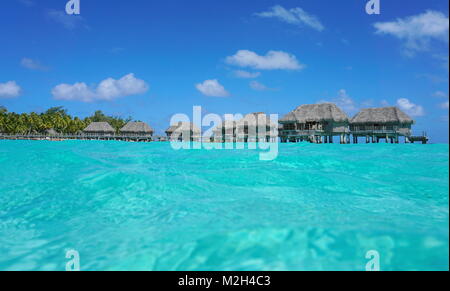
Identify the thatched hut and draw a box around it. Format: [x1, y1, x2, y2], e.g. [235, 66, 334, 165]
[350, 107, 414, 143]
[212, 120, 238, 142]
[235, 113, 278, 142]
[46, 128, 59, 136]
[279, 103, 350, 143]
[120, 122, 154, 137]
[83, 122, 115, 137]
[165, 122, 201, 142]
[212, 113, 278, 143]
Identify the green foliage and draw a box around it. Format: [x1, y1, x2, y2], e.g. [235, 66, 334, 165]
[45, 106, 69, 116]
[0, 107, 133, 135]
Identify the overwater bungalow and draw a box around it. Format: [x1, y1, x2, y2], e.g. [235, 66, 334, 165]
[279, 103, 350, 143]
[350, 107, 414, 143]
[165, 122, 201, 142]
[120, 122, 154, 137]
[235, 113, 278, 142]
[212, 120, 237, 142]
[46, 128, 59, 136]
[212, 113, 278, 143]
[83, 122, 115, 137]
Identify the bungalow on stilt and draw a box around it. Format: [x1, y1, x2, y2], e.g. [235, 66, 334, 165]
[120, 121, 154, 141]
[279, 103, 350, 144]
[165, 122, 201, 142]
[83, 122, 115, 139]
[350, 107, 415, 144]
[235, 112, 278, 142]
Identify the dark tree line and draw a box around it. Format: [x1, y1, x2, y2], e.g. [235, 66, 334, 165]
[0, 106, 132, 135]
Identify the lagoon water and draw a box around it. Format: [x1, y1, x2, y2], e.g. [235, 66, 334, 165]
[0, 140, 448, 271]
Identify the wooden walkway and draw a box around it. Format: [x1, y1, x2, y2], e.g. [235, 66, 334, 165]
[0, 134, 157, 142]
[409, 135, 429, 144]
[0, 132, 429, 144]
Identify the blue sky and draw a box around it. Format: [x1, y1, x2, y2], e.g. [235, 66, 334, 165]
[0, 0, 449, 141]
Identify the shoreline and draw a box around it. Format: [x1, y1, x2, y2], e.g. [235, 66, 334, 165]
[0, 136, 442, 145]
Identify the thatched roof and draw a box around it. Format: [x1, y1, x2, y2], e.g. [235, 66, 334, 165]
[165, 122, 201, 134]
[120, 122, 153, 133]
[351, 107, 414, 124]
[83, 122, 115, 133]
[213, 120, 237, 132]
[236, 112, 278, 128]
[280, 103, 349, 123]
[46, 128, 58, 136]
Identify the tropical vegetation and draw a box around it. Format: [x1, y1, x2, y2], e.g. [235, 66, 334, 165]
[0, 106, 132, 135]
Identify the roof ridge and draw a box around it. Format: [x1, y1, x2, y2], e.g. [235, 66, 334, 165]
[393, 107, 400, 121]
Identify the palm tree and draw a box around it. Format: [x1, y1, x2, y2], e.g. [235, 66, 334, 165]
[0, 106, 136, 136]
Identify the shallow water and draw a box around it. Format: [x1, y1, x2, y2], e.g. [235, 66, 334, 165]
[0, 140, 448, 271]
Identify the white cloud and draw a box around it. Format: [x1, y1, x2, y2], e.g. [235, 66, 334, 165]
[434, 91, 450, 109]
[374, 10, 449, 55]
[52, 73, 149, 102]
[21, 58, 49, 71]
[110, 47, 125, 54]
[256, 5, 324, 32]
[341, 38, 350, 45]
[396, 98, 425, 117]
[440, 100, 449, 109]
[319, 89, 359, 115]
[234, 70, 261, 79]
[52, 83, 95, 102]
[18, 0, 34, 7]
[249, 81, 273, 91]
[434, 91, 448, 98]
[0, 81, 21, 99]
[334, 89, 358, 114]
[226, 50, 304, 71]
[433, 54, 449, 70]
[361, 99, 374, 107]
[47, 9, 86, 30]
[417, 73, 448, 84]
[195, 79, 229, 97]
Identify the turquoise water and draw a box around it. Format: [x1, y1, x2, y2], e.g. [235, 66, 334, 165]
[0, 140, 448, 271]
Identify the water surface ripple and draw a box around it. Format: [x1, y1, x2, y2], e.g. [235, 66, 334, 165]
[0, 140, 448, 271]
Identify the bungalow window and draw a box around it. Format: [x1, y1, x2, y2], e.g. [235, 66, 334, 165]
[284, 124, 295, 130]
[319, 122, 328, 130]
[317, 123, 326, 130]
